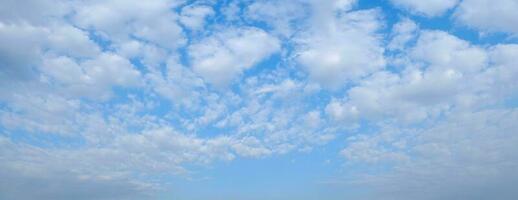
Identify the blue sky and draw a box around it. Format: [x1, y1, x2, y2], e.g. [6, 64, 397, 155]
[1, 0, 518, 200]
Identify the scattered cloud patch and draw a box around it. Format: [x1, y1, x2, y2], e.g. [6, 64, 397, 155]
[1, 0, 517, 199]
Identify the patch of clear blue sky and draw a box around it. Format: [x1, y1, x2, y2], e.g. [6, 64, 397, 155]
[160, 139, 369, 200]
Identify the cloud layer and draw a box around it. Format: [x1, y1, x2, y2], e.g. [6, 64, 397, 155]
[1, 0, 517, 199]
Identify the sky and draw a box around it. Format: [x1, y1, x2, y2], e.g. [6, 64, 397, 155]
[1, 0, 518, 199]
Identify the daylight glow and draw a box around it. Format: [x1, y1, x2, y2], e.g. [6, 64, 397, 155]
[1, 0, 518, 200]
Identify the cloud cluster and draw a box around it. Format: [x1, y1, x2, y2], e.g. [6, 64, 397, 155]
[1, 0, 517, 199]
[454, 0, 518, 34]
[189, 27, 280, 86]
[294, 1, 386, 89]
[389, 0, 518, 36]
[342, 109, 518, 200]
[336, 18, 518, 199]
[390, 0, 459, 17]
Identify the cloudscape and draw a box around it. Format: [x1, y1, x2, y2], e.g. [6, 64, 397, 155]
[1, 0, 518, 199]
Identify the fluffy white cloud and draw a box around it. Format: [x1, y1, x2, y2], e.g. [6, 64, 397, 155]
[246, 0, 308, 37]
[180, 4, 214, 30]
[0, 0, 70, 25]
[411, 30, 488, 73]
[0, 22, 102, 83]
[484, 44, 518, 98]
[0, 1, 133, 102]
[189, 27, 280, 86]
[41, 53, 141, 100]
[326, 29, 493, 124]
[296, 8, 385, 88]
[0, 22, 46, 79]
[73, 0, 185, 48]
[146, 59, 205, 108]
[388, 18, 418, 51]
[332, 0, 358, 11]
[390, 0, 459, 17]
[455, 0, 518, 34]
[47, 25, 101, 58]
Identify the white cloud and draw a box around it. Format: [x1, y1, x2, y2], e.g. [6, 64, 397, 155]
[304, 110, 323, 129]
[296, 8, 385, 88]
[411, 30, 488, 73]
[133, 17, 184, 49]
[454, 0, 518, 34]
[254, 79, 299, 95]
[73, 0, 185, 48]
[246, 0, 308, 37]
[41, 53, 141, 100]
[0, 96, 306, 198]
[484, 44, 518, 98]
[0, 6, 100, 82]
[325, 99, 359, 123]
[189, 27, 280, 86]
[388, 18, 418, 51]
[146, 58, 205, 108]
[332, 0, 358, 11]
[221, 1, 241, 22]
[0, 137, 155, 200]
[326, 30, 492, 124]
[214, 76, 336, 153]
[0, 22, 47, 79]
[390, 0, 459, 17]
[47, 25, 100, 58]
[0, 94, 80, 135]
[0, 0, 70, 25]
[231, 136, 272, 158]
[114, 40, 170, 68]
[341, 134, 409, 164]
[180, 5, 214, 30]
[113, 127, 237, 166]
[334, 22, 518, 200]
[342, 109, 518, 200]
